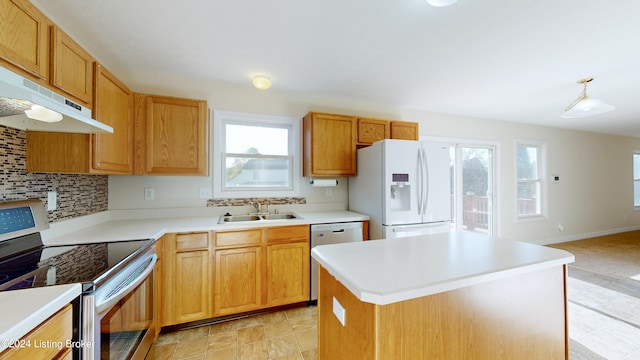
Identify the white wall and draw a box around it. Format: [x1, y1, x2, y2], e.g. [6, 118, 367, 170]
[108, 70, 640, 244]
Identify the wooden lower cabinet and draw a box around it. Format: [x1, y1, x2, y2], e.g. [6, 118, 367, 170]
[213, 225, 310, 317]
[161, 225, 310, 326]
[0, 304, 73, 360]
[162, 232, 214, 326]
[214, 246, 263, 316]
[318, 265, 568, 359]
[266, 242, 309, 306]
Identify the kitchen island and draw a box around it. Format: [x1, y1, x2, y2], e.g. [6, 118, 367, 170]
[311, 232, 575, 359]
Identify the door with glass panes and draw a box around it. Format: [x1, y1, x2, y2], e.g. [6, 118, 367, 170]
[450, 144, 496, 235]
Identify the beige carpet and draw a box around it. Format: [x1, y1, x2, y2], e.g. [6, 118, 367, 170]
[549, 230, 640, 280]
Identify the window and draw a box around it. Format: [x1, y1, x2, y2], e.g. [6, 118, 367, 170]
[633, 150, 640, 207]
[516, 141, 546, 218]
[213, 110, 300, 198]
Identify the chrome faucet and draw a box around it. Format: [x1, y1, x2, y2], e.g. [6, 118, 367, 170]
[250, 201, 272, 215]
[250, 201, 262, 214]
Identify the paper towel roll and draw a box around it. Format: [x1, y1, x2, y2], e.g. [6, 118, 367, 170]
[310, 178, 338, 187]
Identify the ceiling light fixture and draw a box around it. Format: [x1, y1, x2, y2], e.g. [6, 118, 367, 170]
[252, 75, 271, 90]
[24, 104, 63, 122]
[561, 77, 614, 118]
[426, 0, 458, 7]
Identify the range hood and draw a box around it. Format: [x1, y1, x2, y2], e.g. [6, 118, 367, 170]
[0, 66, 113, 134]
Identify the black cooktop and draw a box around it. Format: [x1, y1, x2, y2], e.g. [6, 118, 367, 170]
[0, 237, 152, 292]
[0, 199, 155, 293]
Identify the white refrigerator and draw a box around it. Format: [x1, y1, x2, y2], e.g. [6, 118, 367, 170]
[349, 139, 451, 239]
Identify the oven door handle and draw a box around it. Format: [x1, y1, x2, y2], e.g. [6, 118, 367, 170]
[95, 253, 157, 315]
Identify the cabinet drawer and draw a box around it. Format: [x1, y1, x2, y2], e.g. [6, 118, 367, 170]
[176, 232, 209, 251]
[0, 304, 72, 360]
[267, 225, 309, 243]
[215, 229, 263, 248]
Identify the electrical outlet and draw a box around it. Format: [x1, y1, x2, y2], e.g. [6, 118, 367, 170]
[47, 191, 57, 211]
[557, 223, 564, 232]
[333, 297, 346, 326]
[326, 188, 333, 197]
[144, 188, 155, 201]
[199, 188, 212, 199]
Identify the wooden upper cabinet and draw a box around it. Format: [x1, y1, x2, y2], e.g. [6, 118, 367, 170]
[135, 94, 209, 176]
[390, 120, 419, 140]
[92, 63, 134, 174]
[0, 0, 50, 80]
[26, 65, 133, 175]
[50, 26, 94, 107]
[357, 118, 390, 146]
[303, 112, 357, 177]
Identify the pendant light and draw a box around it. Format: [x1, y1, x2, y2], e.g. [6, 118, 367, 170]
[561, 77, 614, 118]
[426, 0, 458, 7]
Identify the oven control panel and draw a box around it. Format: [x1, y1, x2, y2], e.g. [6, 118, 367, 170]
[0, 206, 36, 235]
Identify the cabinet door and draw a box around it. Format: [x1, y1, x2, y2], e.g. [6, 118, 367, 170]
[390, 121, 419, 140]
[214, 246, 262, 316]
[142, 95, 208, 176]
[50, 26, 93, 106]
[26, 131, 90, 173]
[0, 0, 49, 80]
[303, 112, 357, 177]
[163, 232, 213, 326]
[0, 304, 72, 360]
[266, 241, 310, 306]
[357, 118, 390, 146]
[92, 63, 134, 174]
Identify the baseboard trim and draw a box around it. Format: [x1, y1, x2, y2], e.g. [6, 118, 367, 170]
[535, 225, 640, 245]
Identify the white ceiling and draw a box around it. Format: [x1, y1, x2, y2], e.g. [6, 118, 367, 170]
[32, 0, 640, 136]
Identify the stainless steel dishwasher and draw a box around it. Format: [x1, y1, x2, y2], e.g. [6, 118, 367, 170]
[310, 221, 363, 301]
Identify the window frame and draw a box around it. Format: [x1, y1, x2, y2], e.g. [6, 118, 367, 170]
[213, 110, 300, 198]
[633, 150, 640, 208]
[515, 139, 547, 221]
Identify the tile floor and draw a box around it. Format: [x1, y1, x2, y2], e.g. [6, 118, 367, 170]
[153, 277, 640, 360]
[154, 306, 318, 360]
[567, 277, 640, 359]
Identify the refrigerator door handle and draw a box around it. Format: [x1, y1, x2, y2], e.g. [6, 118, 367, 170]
[392, 221, 451, 232]
[422, 145, 429, 215]
[416, 147, 423, 215]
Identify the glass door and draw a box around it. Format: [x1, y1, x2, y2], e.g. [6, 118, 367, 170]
[450, 144, 496, 235]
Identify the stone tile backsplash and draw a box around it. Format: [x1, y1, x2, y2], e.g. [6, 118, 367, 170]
[0, 125, 108, 223]
[207, 197, 307, 207]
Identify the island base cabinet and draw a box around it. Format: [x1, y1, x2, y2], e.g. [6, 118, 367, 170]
[318, 265, 568, 360]
[0, 304, 73, 360]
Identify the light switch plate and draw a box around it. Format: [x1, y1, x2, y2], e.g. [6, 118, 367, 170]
[144, 188, 155, 200]
[47, 191, 57, 211]
[333, 297, 346, 326]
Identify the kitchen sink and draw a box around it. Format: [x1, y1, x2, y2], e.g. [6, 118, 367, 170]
[218, 215, 261, 223]
[261, 213, 298, 220]
[217, 212, 301, 224]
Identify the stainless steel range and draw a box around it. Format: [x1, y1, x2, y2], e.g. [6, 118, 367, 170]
[0, 199, 157, 360]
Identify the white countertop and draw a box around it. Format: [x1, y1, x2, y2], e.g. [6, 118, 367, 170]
[43, 210, 368, 245]
[0, 210, 367, 348]
[0, 284, 81, 352]
[311, 231, 575, 305]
